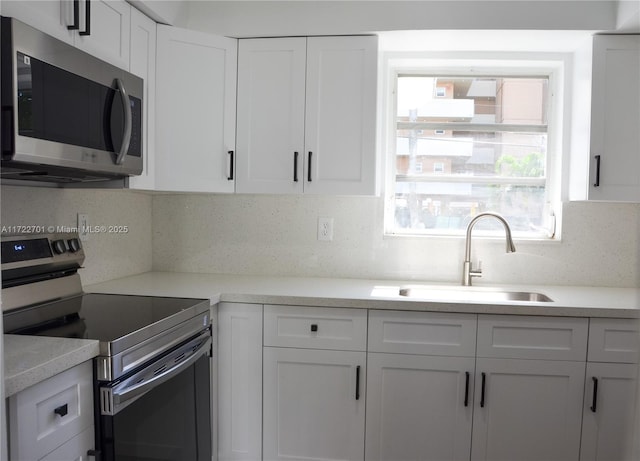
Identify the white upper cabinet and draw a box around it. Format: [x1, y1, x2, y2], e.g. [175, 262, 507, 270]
[589, 34, 640, 201]
[127, 7, 156, 190]
[236, 36, 378, 195]
[155, 25, 237, 193]
[3, 0, 131, 70]
[304, 36, 377, 195]
[236, 38, 308, 194]
[1, 0, 74, 45]
[73, 0, 131, 70]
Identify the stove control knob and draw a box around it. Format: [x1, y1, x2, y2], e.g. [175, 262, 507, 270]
[52, 239, 67, 254]
[67, 238, 81, 253]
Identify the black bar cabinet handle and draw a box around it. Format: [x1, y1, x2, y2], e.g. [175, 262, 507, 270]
[293, 152, 299, 182]
[480, 372, 486, 408]
[464, 371, 470, 407]
[307, 151, 313, 182]
[590, 377, 598, 412]
[310, 323, 318, 332]
[67, 0, 80, 30]
[355, 365, 361, 400]
[594, 155, 601, 187]
[54, 403, 69, 417]
[227, 151, 234, 180]
[79, 0, 91, 36]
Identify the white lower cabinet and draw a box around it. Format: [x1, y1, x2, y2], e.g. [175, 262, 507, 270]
[366, 353, 475, 461]
[8, 361, 95, 461]
[39, 426, 95, 461]
[471, 358, 586, 461]
[217, 303, 263, 461]
[581, 362, 639, 461]
[581, 317, 640, 461]
[472, 315, 588, 461]
[262, 305, 367, 461]
[263, 347, 366, 461]
[216, 304, 637, 461]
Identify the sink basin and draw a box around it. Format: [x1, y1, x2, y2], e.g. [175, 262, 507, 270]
[398, 286, 554, 303]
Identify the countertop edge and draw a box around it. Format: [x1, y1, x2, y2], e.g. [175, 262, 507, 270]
[4, 335, 100, 397]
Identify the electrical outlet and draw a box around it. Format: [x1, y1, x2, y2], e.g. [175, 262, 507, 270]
[317, 217, 334, 241]
[77, 213, 89, 241]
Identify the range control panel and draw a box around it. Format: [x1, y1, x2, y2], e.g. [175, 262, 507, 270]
[1, 232, 85, 276]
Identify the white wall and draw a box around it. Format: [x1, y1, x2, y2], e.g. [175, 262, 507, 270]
[0, 186, 153, 285]
[617, 0, 640, 32]
[152, 194, 640, 288]
[185, 0, 618, 38]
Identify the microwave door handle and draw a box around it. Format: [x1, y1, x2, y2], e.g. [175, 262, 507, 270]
[114, 78, 132, 165]
[104, 335, 211, 415]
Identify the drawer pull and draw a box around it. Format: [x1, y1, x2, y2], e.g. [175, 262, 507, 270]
[590, 377, 599, 413]
[310, 324, 318, 332]
[54, 403, 69, 417]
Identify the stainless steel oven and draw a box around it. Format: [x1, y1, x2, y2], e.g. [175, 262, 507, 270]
[2, 233, 213, 461]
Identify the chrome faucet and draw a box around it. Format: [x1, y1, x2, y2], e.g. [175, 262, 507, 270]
[462, 212, 516, 286]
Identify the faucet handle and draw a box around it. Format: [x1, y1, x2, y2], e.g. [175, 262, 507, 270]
[471, 260, 482, 278]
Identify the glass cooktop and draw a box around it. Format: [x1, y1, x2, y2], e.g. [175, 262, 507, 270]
[3, 293, 210, 345]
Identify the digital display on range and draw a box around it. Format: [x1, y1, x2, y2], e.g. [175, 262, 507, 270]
[1, 239, 53, 263]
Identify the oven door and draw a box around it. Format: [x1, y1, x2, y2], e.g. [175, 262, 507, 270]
[97, 330, 212, 461]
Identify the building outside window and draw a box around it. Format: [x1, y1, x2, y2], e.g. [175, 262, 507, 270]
[388, 72, 554, 238]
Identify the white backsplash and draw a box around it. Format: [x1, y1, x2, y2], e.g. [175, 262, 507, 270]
[1, 186, 153, 285]
[1, 186, 637, 288]
[152, 194, 640, 288]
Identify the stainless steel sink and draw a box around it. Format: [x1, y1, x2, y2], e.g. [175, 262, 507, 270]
[398, 286, 553, 303]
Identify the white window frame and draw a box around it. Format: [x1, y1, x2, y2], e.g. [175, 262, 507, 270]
[381, 52, 567, 240]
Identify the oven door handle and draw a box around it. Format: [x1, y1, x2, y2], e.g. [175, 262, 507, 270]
[100, 333, 211, 416]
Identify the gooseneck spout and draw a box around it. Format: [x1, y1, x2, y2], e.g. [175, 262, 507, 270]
[462, 212, 516, 286]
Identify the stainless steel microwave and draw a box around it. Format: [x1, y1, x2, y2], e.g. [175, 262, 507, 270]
[1, 17, 143, 185]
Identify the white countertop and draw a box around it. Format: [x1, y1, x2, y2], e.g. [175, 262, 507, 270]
[6, 271, 639, 396]
[4, 335, 99, 397]
[86, 271, 640, 318]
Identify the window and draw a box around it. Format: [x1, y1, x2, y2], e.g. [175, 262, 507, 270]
[387, 71, 555, 238]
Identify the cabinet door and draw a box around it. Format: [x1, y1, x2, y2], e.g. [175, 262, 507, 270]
[589, 35, 640, 201]
[39, 426, 94, 461]
[304, 36, 377, 195]
[1, 0, 74, 45]
[471, 358, 585, 461]
[366, 353, 474, 461]
[155, 26, 237, 193]
[74, 0, 131, 70]
[236, 38, 307, 194]
[581, 362, 638, 461]
[263, 347, 365, 461]
[217, 303, 262, 461]
[127, 8, 156, 190]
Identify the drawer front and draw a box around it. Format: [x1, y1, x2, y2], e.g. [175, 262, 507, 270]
[588, 318, 640, 363]
[477, 315, 588, 361]
[264, 305, 367, 351]
[368, 310, 477, 357]
[9, 361, 94, 461]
